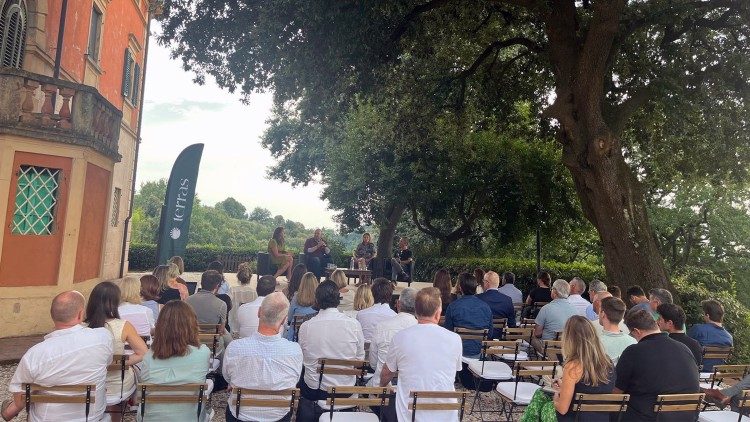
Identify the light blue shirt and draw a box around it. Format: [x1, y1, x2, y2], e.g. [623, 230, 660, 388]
[535, 298, 577, 340]
[285, 294, 316, 340]
[497, 283, 523, 305]
[217, 278, 229, 296]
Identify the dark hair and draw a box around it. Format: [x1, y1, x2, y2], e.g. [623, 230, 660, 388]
[537, 271, 551, 286]
[287, 264, 308, 300]
[272, 227, 284, 244]
[201, 270, 223, 292]
[207, 260, 224, 274]
[257, 275, 277, 297]
[626, 285, 645, 297]
[458, 272, 478, 296]
[85, 281, 121, 328]
[315, 280, 341, 310]
[371, 278, 394, 304]
[600, 297, 626, 324]
[502, 272, 516, 285]
[624, 308, 658, 332]
[657, 303, 686, 330]
[151, 301, 200, 360]
[701, 300, 724, 323]
[608, 285, 622, 298]
[237, 262, 252, 285]
[473, 268, 485, 286]
[140, 275, 161, 301]
[433, 269, 453, 305]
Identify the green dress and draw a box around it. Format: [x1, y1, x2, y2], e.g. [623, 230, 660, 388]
[268, 238, 287, 266]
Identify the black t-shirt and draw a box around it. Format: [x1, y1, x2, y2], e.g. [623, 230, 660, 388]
[156, 287, 181, 305]
[615, 333, 700, 421]
[669, 332, 703, 367]
[394, 248, 412, 261]
[528, 287, 552, 304]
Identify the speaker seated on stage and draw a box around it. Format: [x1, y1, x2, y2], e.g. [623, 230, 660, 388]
[354, 232, 377, 271]
[304, 229, 333, 278]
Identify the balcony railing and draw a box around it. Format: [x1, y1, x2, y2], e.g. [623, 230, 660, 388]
[0, 68, 122, 161]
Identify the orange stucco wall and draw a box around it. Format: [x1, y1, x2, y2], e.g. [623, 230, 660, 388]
[73, 163, 111, 282]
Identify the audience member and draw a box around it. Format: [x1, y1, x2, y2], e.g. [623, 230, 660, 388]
[704, 373, 750, 409]
[236, 275, 277, 337]
[2, 292, 113, 422]
[207, 260, 230, 296]
[357, 278, 396, 341]
[525, 271, 553, 318]
[432, 268, 455, 314]
[350, 283, 374, 318]
[185, 270, 232, 352]
[648, 288, 673, 313]
[117, 276, 155, 337]
[380, 287, 462, 422]
[477, 271, 516, 327]
[330, 269, 356, 313]
[584, 279, 607, 320]
[532, 279, 577, 353]
[284, 263, 307, 300]
[614, 309, 700, 421]
[657, 303, 702, 366]
[567, 277, 590, 316]
[285, 272, 319, 340]
[169, 255, 187, 285]
[84, 281, 148, 419]
[597, 297, 635, 362]
[473, 268, 485, 289]
[354, 232, 377, 270]
[443, 273, 493, 358]
[268, 226, 293, 280]
[304, 229, 332, 278]
[154, 263, 186, 304]
[298, 280, 365, 401]
[369, 288, 418, 387]
[138, 301, 210, 421]
[140, 274, 161, 320]
[224, 293, 303, 422]
[688, 299, 733, 372]
[498, 271, 523, 305]
[553, 316, 615, 421]
[608, 285, 622, 299]
[591, 292, 629, 334]
[229, 262, 258, 331]
[625, 285, 650, 312]
[391, 237, 413, 282]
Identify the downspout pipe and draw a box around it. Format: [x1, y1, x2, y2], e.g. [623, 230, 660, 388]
[52, 0, 68, 79]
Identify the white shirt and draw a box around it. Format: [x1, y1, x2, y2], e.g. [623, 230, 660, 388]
[229, 285, 258, 331]
[385, 323, 462, 422]
[236, 296, 266, 338]
[498, 284, 523, 304]
[118, 303, 154, 337]
[356, 303, 397, 342]
[567, 294, 591, 316]
[298, 308, 365, 391]
[368, 312, 417, 386]
[223, 332, 303, 421]
[9, 325, 113, 422]
[337, 288, 356, 313]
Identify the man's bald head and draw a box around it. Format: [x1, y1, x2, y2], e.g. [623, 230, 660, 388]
[484, 271, 500, 289]
[50, 291, 85, 324]
[258, 292, 290, 328]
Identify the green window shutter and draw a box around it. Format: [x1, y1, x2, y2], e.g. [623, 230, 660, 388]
[132, 63, 141, 104]
[12, 166, 61, 235]
[122, 49, 132, 98]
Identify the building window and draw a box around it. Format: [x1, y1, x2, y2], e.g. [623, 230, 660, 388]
[11, 165, 61, 235]
[87, 6, 103, 61]
[0, 0, 27, 68]
[121, 48, 141, 105]
[111, 187, 121, 227]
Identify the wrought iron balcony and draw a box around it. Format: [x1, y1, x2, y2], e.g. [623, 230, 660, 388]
[0, 67, 122, 161]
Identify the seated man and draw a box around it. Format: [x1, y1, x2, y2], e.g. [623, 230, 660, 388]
[356, 278, 396, 341]
[591, 292, 629, 334]
[649, 288, 673, 313]
[597, 296, 636, 363]
[567, 277, 591, 316]
[704, 373, 750, 408]
[532, 279, 577, 353]
[391, 237, 413, 282]
[477, 271, 516, 328]
[688, 299, 733, 371]
[369, 288, 418, 387]
[614, 309, 700, 421]
[443, 273, 493, 358]
[298, 280, 365, 401]
[585, 279, 607, 320]
[380, 287, 462, 422]
[223, 292, 303, 422]
[497, 271, 523, 305]
[626, 285, 651, 313]
[1, 291, 113, 422]
[657, 303, 702, 366]
[236, 275, 277, 337]
[185, 270, 232, 352]
[304, 228, 332, 278]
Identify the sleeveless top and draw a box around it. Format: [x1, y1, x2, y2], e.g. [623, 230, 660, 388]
[557, 366, 616, 422]
[104, 319, 136, 404]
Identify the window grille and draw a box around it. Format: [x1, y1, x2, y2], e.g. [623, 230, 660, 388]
[111, 187, 121, 227]
[11, 165, 61, 236]
[122, 49, 133, 98]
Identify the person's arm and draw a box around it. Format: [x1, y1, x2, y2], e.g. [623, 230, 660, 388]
[554, 361, 583, 415]
[399, 250, 413, 265]
[1, 393, 24, 421]
[533, 308, 546, 338]
[269, 239, 282, 258]
[123, 321, 148, 365]
[178, 283, 188, 300]
[355, 324, 365, 360]
[525, 290, 534, 306]
[380, 364, 396, 387]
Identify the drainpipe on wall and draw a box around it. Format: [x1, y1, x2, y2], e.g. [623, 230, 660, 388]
[52, 0, 68, 79]
[119, 4, 154, 277]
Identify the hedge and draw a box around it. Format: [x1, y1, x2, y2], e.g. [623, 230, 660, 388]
[128, 244, 259, 272]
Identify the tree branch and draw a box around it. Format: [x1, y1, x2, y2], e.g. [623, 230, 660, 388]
[454, 37, 542, 81]
[390, 0, 452, 42]
[605, 85, 654, 136]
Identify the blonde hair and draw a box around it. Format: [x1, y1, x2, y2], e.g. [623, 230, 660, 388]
[562, 315, 613, 386]
[166, 262, 181, 279]
[330, 269, 347, 290]
[353, 284, 374, 311]
[169, 256, 185, 274]
[297, 272, 319, 308]
[119, 276, 142, 304]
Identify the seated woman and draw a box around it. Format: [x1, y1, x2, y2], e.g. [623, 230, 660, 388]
[229, 262, 258, 331]
[154, 263, 188, 305]
[553, 315, 615, 421]
[283, 264, 307, 301]
[285, 272, 319, 340]
[138, 301, 211, 421]
[268, 226, 293, 280]
[140, 275, 161, 320]
[169, 255, 189, 286]
[331, 269, 356, 313]
[84, 281, 148, 421]
[347, 284, 374, 318]
[432, 268, 455, 315]
[117, 276, 155, 338]
[207, 260, 230, 295]
[354, 232, 377, 270]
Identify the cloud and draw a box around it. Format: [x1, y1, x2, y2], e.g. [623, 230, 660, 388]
[143, 100, 229, 124]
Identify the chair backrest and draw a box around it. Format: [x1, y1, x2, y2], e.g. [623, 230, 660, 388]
[364, 341, 371, 363]
[513, 360, 558, 380]
[233, 388, 300, 420]
[521, 318, 537, 328]
[705, 364, 750, 389]
[702, 346, 733, 362]
[542, 340, 563, 362]
[198, 323, 222, 334]
[492, 318, 507, 333]
[653, 393, 704, 421]
[198, 333, 221, 360]
[453, 327, 489, 342]
[107, 354, 129, 402]
[316, 358, 368, 389]
[408, 391, 468, 422]
[23, 383, 96, 421]
[736, 390, 750, 417]
[504, 327, 534, 343]
[325, 386, 392, 420]
[480, 340, 522, 371]
[291, 312, 317, 342]
[571, 393, 629, 422]
[137, 383, 207, 421]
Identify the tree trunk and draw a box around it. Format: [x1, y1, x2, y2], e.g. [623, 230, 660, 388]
[375, 202, 406, 277]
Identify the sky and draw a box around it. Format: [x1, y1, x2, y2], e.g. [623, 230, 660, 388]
[136, 33, 337, 229]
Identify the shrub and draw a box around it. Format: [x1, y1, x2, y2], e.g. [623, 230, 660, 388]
[128, 244, 259, 272]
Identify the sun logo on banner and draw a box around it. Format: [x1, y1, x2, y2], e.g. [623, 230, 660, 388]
[170, 228, 181, 240]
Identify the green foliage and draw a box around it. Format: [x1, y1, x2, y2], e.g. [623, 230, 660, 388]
[215, 197, 247, 219]
[129, 244, 257, 271]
